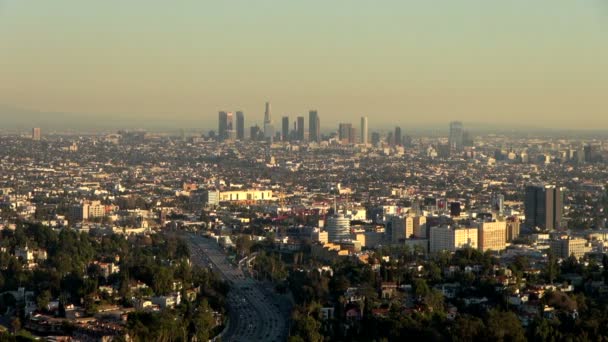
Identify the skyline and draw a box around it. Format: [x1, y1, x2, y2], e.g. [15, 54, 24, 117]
[1, 1, 607, 130]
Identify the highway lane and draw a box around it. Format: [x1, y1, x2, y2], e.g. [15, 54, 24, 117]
[185, 233, 290, 342]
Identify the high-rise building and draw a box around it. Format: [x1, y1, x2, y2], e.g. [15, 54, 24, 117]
[407, 216, 427, 239]
[394, 126, 402, 146]
[371, 132, 380, 145]
[360, 117, 368, 145]
[264, 101, 272, 124]
[296, 116, 305, 141]
[477, 221, 507, 252]
[524, 185, 564, 230]
[388, 216, 411, 243]
[506, 219, 520, 242]
[309, 110, 320, 143]
[236, 111, 245, 140]
[449, 121, 464, 152]
[281, 116, 290, 141]
[338, 123, 352, 144]
[326, 213, 351, 242]
[32, 127, 41, 141]
[349, 127, 358, 144]
[250, 125, 262, 141]
[218, 111, 235, 141]
[263, 102, 274, 141]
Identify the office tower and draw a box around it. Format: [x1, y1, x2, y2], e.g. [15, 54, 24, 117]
[263, 102, 274, 141]
[349, 127, 358, 144]
[236, 111, 245, 140]
[449, 121, 464, 152]
[506, 219, 520, 242]
[524, 185, 564, 230]
[281, 116, 290, 141]
[226, 112, 235, 140]
[430, 226, 478, 253]
[407, 216, 427, 239]
[338, 123, 352, 144]
[388, 216, 410, 243]
[296, 116, 305, 141]
[394, 126, 402, 146]
[371, 132, 380, 145]
[218, 111, 235, 141]
[326, 213, 351, 242]
[32, 127, 41, 141]
[264, 101, 271, 124]
[477, 221, 507, 252]
[250, 125, 262, 141]
[218, 111, 228, 141]
[360, 117, 368, 145]
[309, 110, 320, 143]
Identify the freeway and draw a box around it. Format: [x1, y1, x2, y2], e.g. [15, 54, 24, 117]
[185, 233, 291, 342]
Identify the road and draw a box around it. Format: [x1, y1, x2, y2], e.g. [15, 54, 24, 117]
[185, 233, 291, 342]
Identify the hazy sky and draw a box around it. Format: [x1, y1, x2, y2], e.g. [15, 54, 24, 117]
[1, 1, 607, 130]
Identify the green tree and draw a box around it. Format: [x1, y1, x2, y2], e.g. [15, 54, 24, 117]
[485, 309, 526, 342]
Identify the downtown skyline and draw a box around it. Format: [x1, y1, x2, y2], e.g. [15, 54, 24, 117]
[1, 1, 607, 131]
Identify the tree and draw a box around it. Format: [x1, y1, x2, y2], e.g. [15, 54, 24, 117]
[36, 290, 52, 312]
[485, 309, 526, 342]
[452, 315, 485, 342]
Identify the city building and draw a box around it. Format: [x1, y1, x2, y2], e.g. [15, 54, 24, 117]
[282, 116, 289, 141]
[550, 237, 591, 259]
[297, 116, 305, 141]
[371, 132, 380, 145]
[360, 117, 368, 145]
[506, 219, 521, 242]
[388, 216, 411, 243]
[218, 111, 235, 141]
[263, 102, 274, 141]
[338, 123, 352, 144]
[524, 185, 564, 230]
[430, 226, 478, 253]
[309, 110, 320, 143]
[394, 126, 401, 146]
[326, 213, 351, 242]
[236, 111, 245, 140]
[407, 216, 427, 239]
[477, 221, 507, 252]
[449, 121, 464, 152]
[32, 127, 41, 141]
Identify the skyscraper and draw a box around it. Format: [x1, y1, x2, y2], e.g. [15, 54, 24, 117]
[394, 126, 402, 146]
[236, 111, 245, 140]
[263, 102, 274, 141]
[449, 121, 464, 152]
[296, 116, 305, 141]
[281, 116, 289, 141]
[338, 123, 352, 144]
[524, 185, 564, 230]
[326, 213, 351, 242]
[32, 127, 41, 141]
[360, 117, 368, 145]
[264, 101, 271, 124]
[218, 111, 228, 141]
[309, 110, 320, 143]
[371, 132, 380, 145]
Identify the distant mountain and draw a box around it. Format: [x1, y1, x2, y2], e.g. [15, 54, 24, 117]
[0, 104, 209, 132]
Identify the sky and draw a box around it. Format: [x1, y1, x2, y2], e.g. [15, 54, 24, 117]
[0, 0, 607, 131]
